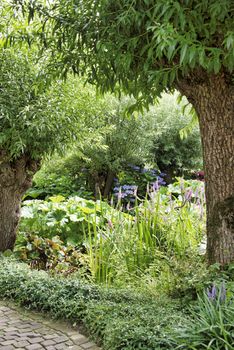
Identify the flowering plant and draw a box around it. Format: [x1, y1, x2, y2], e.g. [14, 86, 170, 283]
[207, 282, 226, 303]
[112, 164, 166, 203]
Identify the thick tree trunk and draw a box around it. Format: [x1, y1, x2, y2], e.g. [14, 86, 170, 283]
[103, 170, 115, 198]
[177, 73, 234, 265]
[0, 152, 39, 252]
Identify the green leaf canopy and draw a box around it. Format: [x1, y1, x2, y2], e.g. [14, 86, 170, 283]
[13, 0, 234, 106]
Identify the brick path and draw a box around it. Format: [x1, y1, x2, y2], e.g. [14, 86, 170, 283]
[0, 304, 101, 350]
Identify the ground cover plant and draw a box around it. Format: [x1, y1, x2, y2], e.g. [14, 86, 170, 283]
[0, 258, 185, 350]
[0, 258, 233, 350]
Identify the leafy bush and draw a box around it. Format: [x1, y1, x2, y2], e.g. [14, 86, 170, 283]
[14, 234, 90, 275]
[0, 258, 186, 350]
[112, 165, 166, 202]
[26, 155, 94, 200]
[149, 94, 202, 181]
[28, 94, 155, 200]
[19, 195, 129, 245]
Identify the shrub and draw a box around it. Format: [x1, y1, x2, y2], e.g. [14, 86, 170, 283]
[0, 258, 185, 350]
[14, 233, 90, 275]
[19, 195, 130, 245]
[150, 94, 202, 181]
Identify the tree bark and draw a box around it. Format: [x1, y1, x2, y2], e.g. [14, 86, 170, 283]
[0, 152, 39, 252]
[177, 73, 234, 265]
[103, 170, 115, 198]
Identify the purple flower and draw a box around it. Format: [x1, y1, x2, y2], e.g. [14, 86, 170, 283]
[157, 176, 166, 185]
[152, 181, 160, 191]
[141, 168, 148, 173]
[118, 192, 127, 199]
[126, 190, 134, 195]
[207, 284, 217, 300]
[185, 189, 193, 201]
[207, 283, 227, 303]
[180, 179, 185, 191]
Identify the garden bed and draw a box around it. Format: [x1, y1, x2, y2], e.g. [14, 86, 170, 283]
[0, 257, 185, 350]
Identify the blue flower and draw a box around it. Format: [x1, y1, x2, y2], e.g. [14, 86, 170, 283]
[141, 168, 148, 173]
[157, 176, 166, 185]
[126, 190, 134, 195]
[152, 182, 160, 191]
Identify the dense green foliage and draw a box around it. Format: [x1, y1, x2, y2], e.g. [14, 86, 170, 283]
[149, 95, 202, 179]
[0, 49, 79, 160]
[18, 195, 129, 244]
[0, 258, 233, 349]
[17, 179, 206, 291]
[27, 93, 202, 200]
[16, 0, 234, 102]
[0, 3, 233, 349]
[0, 258, 185, 350]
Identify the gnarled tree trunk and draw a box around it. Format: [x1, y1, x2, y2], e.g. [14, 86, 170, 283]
[103, 170, 115, 198]
[177, 73, 234, 265]
[0, 152, 39, 252]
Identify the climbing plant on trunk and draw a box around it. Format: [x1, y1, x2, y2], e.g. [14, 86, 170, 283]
[13, 0, 234, 265]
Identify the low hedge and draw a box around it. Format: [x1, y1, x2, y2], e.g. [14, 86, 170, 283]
[0, 257, 185, 350]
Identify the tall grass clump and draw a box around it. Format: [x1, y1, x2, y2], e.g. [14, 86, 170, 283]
[86, 180, 206, 286]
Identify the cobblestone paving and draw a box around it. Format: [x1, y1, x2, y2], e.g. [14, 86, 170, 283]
[0, 305, 101, 350]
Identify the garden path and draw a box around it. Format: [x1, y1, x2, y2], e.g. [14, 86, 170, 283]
[0, 303, 101, 350]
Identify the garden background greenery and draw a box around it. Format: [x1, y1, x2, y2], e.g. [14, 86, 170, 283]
[0, 1, 233, 349]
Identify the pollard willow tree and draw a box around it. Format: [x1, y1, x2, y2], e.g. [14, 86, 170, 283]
[0, 48, 82, 251]
[13, 0, 234, 265]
